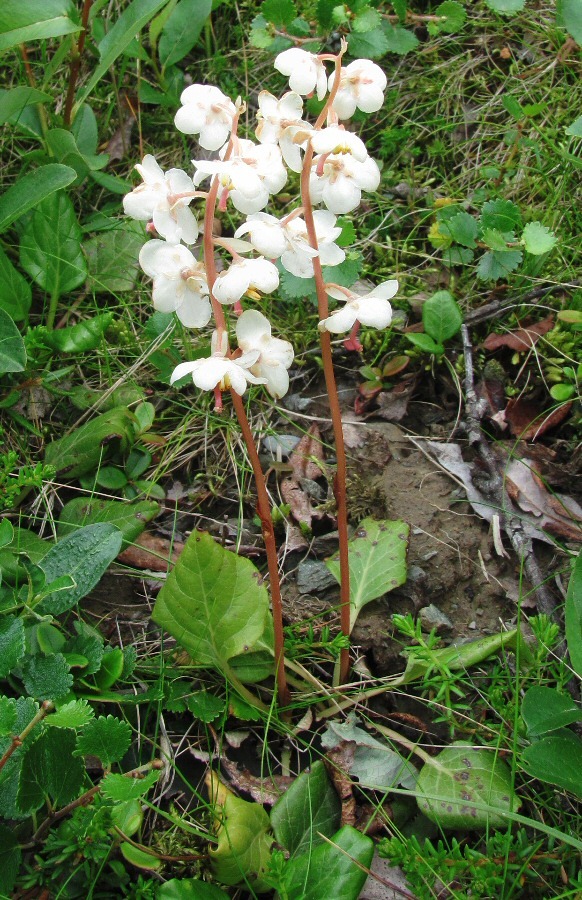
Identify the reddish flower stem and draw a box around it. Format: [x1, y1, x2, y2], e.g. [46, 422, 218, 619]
[202, 137, 290, 707]
[63, 0, 93, 127]
[301, 47, 351, 684]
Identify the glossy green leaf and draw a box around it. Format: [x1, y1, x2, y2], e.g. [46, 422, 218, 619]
[326, 518, 409, 631]
[45, 128, 107, 182]
[283, 825, 374, 900]
[159, 0, 211, 68]
[0, 244, 31, 321]
[57, 497, 159, 550]
[75, 0, 171, 110]
[422, 290, 463, 343]
[41, 312, 113, 353]
[17, 728, 84, 814]
[271, 761, 340, 857]
[158, 879, 230, 899]
[84, 221, 145, 292]
[0, 0, 79, 51]
[71, 104, 99, 155]
[153, 530, 273, 676]
[111, 798, 143, 836]
[0, 86, 51, 125]
[38, 523, 123, 615]
[0, 518, 13, 549]
[0, 307, 26, 374]
[94, 646, 124, 689]
[521, 733, 582, 798]
[75, 714, 131, 766]
[522, 686, 582, 737]
[0, 528, 52, 584]
[45, 698, 95, 729]
[416, 742, 520, 829]
[208, 771, 273, 889]
[0, 164, 77, 233]
[120, 841, 162, 870]
[0, 615, 25, 678]
[44, 407, 137, 478]
[19, 191, 86, 295]
[558, 0, 582, 43]
[405, 332, 445, 355]
[565, 550, 582, 677]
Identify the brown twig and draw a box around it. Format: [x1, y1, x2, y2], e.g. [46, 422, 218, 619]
[0, 701, 53, 773]
[464, 280, 582, 327]
[63, 0, 93, 127]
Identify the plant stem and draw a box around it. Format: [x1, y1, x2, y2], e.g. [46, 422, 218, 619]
[19, 44, 49, 141]
[63, 0, 93, 127]
[201, 134, 291, 708]
[0, 701, 53, 773]
[46, 286, 61, 331]
[300, 47, 351, 685]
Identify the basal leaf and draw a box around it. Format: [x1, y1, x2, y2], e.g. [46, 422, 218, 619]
[322, 715, 418, 791]
[565, 549, 582, 677]
[41, 312, 113, 353]
[0, 86, 51, 126]
[0, 0, 79, 51]
[0, 307, 26, 374]
[405, 332, 445, 355]
[558, 0, 582, 43]
[158, 0, 211, 68]
[44, 406, 137, 478]
[153, 530, 272, 676]
[0, 614, 25, 677]
[75, 714, 131, 766]
[57, 497, 159, 550]
[521, 222, 557, 256]
[416, 741, 520, 829]
[521, 733, 582, 798]
[84, 221, 145, 292]
[522, 686, 582, 737]
[283, 825, 374, 900]
[17, 728, 84, 814]
[0, 164, 77, 233]
[38, 523, 123, 615]
[422, 290, 463, 343]
[566, 115, 582, 137]
[158, 880, 230, 899]
[484, 0, 525, 12]
[120, 841, 162, 870]
[19, 191, 86, 295]
[271, 761, 340, 857]
[0, 823, 21, 896]
[70, 103, 99, 155]
[0, 244, 31, 321]
[326, 518, 409, 631]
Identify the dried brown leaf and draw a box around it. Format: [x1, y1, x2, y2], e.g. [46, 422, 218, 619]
[324, 741, 357, 827]
[505, 458, 582, 542]
[504, 398, 573, 441]
[288, 424, 325, 480]
[482, 314, 554, 351]
[118, 532, 183, 571]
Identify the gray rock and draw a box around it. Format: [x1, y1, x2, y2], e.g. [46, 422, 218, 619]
[297, 559, 337, 594]
[419, 604, 453, 634]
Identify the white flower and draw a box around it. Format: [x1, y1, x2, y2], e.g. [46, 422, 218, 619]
[212, 257, 279, 305]
[171, 330, 265, 396]
[274, 48, 328, 100]
[234, 213, 288, 259]
[139, 240, 211, 328]
[123, 155, 198, 244]
[255, 91, 312, 172]
[282, 209, 345, 277]
[193, 158, 269, 214]
[319, 280, 398, 334]
[236, 139, 287, 197]
[310, 126, 368, 162]
[236, 310, 294, 399]
[174, 84, 236, 151]
[330, 59, 387, 119]
[310, 153, 380, 214]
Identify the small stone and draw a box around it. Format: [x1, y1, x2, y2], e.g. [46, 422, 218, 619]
[476, 607, 484, 616]
[297, 560, 337, 595]
[419, 604, 453, 634]
[468, 620, 477, 630]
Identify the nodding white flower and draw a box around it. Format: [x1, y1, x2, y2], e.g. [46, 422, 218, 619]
[171, 330, 266, 396]
[123, 155, 198, 244]
[310, 153, 380, 214]
[319, 280, 398, 334]
[212, 256, 279, 305]
[310, 126, 368, 162]
[255, 91, 312, 172]
[193, 139, 286, 214]
[236, 139, 287, 196]
[174, 84, 236, 151]
[274, 48, 328, 100]
[330, 59, 387, 120]
[236, 310, 294, 399]
[234, 213, 288, 259]
[139, 240, 211, 328]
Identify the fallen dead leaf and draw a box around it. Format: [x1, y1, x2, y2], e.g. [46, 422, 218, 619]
[324, 741, 357, 827]
[505, 458, 582, 542]
[370, 379, 415, 422]
[482, 314, 554, 351]
[118, 532, 184, 571]
[502, 397, 573, 441]
[288, 424, 326, 480]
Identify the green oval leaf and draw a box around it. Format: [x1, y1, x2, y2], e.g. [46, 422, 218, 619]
[422, 290, 463, 343]
[522, 686, 582, 736]
[41, 312, 113, 353]
[566, 549, 582, 678]
[521, 733, 582, 798]
[159, 0, 212, 68]
[44, 407, 137, 479]
[0, 244, 31, 321]
[0, 86, 52, 126]
[57, 497, 159, 549]
[0, 164, 77, 233]
[0, 307, 26, 373]
[0, 0, 80, 51]
[271, 761, 341, 857]
[283, 825, 374, 900]
[19, 190, 87, 295]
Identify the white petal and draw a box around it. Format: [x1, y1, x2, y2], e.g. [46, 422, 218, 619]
[135, 155, 164, 183]
[318, 242, 345, 267]
[174, 206, 199, 245]
[171, 360, 200, 384]
[152, 207, 181, 244]
[261, 362, 289, 399]
[139, 239, 169, 278]
[199, 121, 231, 152]
[368, 280, 399, 301]
[174, 105, 206, 135]
[123, 186, 157, 220]
[152, 275, 181, 313]
[322, 177, 361, 214]
[166, 168, 195, 195]
[247, 257, 279, 292]
[213, 264, 250, 304]
[281, 248, 316, 279]
[319, 304, 358, 334]
[193, 358, 230, 391]
[354, 156, 381, 191]
[354, 297, 392, 329]
[358, 83, 385, 114]
[332, 89, 357, 120]
[230, 185, 270, 214]
[236, 309, 271, 349]
[175, 292, 212, 328]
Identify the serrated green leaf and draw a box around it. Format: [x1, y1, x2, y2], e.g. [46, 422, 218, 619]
[0, 614, 25, 677]
[0, 244, 31, 321]
[416, 742, 520, 828]
[521, 733, 582, 798]
[443, 246, 474, 266]
[566, 115, 582, 137]
[0, 307, 26, 374]
[19, 191, 86, 296]
[58, 497, 158, 550]
[271, 761, 340, 857]
[336, 217, 356, 247]
[565, 550, 582, 678]
[0, 0, 80, 51]
[316, 0, 336, 28]
[479, 199, 522, 235]
[481, 227, 510, 251]
[208, 771, 273, 889]
[85, 221, 145, 293]
[352, 8, 382, 32]
[0, 165, 77, 234]
[326, 518, 409, 631]
[484, 0, 525, 12]
[502, 94, 523, 120]
[521, 222, 557, 256]
[433, 1, 466, 33]
[44, 406, 137, 479]
[249, 14, 274, 48]
[284, 825, 374, 900]
[476, 249, 522, 281]
[153, 530, 273, 677]
[158, 0, 211, 68]
[347, 26, 390, 59]
[522, 686, 582, 737]
[38, 523, 123, 615]
[0, 823, 21, 896]
[101, 768, 160, 801]
[46, 699, 95, 729]
[288, 16, 311, 36]
[0, 696, 17, 736]
[187, 691, 225, 723]
[441, 211, 478, 248]
[261, 0, 296, 26]
[381, 23, 419, 55]
[17, 728, 84, 813]
[422, 290, 463, 343]
[0, 697, 39, 820]
[76, 714, 131, 766]
[22, 653, 73, 701]
[558, 0, 582, 43]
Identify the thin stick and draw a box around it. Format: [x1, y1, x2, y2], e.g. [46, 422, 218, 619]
[300, 47, 351, 685]
[0, 701, 53, 773]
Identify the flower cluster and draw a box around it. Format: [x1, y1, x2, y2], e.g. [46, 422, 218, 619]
[123, 45, 396, 406]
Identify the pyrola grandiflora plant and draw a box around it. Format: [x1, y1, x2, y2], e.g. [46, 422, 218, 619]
[124, 40, 396, 703]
